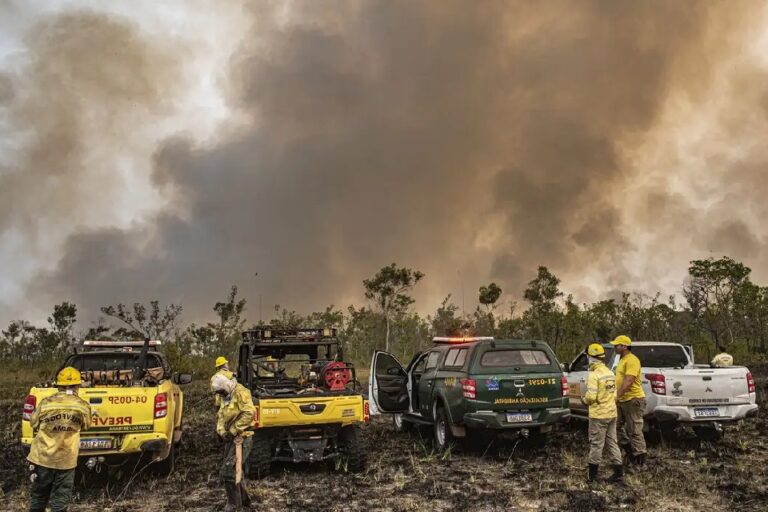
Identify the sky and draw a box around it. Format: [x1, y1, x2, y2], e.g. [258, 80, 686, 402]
[1, 0, 768, 328]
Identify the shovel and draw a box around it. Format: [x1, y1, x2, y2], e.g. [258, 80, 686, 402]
[234, 435, 244, 484]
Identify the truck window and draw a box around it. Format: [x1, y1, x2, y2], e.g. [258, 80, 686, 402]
[631, 346, 689, 368]
[443, 348, 468, 368]
[480, 349, 551, 367]
[412, 354, 428, 374]
[571, 353, 589, 372]
[425, 351, 441, 370]
[67, 353, 164, 371]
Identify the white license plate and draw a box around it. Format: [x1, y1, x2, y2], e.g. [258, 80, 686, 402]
[694, 407, 720, 418]
[506, 412, 533, 423]
[80, 438, 112, 450]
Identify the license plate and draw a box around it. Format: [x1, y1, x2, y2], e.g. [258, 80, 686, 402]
[506, 412, 533, 423]
[694, 407, 720, 418]
[80, 438, 112, 450]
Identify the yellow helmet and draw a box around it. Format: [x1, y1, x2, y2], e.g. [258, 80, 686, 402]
[587, 343, 605, 357]
[56, 367, 82, 387]
[215, 356, 229, 368]
[610, 335, 632, 346]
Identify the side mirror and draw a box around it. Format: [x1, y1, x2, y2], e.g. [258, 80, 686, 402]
[173, 373, 193, 385]
[561, 363, 569, 373]
[386, 367, 402, 376]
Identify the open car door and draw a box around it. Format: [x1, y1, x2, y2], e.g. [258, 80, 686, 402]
[368, 351, 409, 415]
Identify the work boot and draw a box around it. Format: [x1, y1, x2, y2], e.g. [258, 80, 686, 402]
[607, 464, 624, 484]
[634, 453, 646, 467]
[224, 482, 243, 511]
[240, 483, 253, 509]
[587, 464, 599, 483]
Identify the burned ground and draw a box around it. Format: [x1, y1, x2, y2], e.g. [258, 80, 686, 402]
[1, 369, 766, 512]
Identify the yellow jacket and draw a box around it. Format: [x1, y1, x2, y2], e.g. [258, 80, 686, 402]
[211, 369, 235, 408]
[711, 353, 733, 367]
[583, 362, 617, 419]
[217, 383, 255, 438]
[28, 391, 92, 470]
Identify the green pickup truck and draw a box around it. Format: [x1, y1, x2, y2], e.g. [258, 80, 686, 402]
[369, 337, 570, 450]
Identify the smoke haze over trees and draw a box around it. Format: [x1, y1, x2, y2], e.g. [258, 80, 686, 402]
[3, 258, 767, 376]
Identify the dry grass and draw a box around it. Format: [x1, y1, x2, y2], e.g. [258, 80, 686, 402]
[1, 369, 766, 512]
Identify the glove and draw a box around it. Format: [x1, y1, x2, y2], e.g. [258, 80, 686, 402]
[29, 464, 37, 483]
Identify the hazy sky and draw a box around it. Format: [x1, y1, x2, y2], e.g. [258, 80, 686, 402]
[2, 1, 768, 328]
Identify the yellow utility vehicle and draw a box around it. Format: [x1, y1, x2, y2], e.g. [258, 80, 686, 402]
[21, 340, 191, 475]
[236, 328, 368, 477]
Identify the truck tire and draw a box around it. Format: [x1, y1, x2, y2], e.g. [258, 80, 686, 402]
[151, 445, 175, 477]
[248, 432, 272, 479]
[693, 425, 724, 442]
[434, 407, 458, 452]
[337, 424, 367, 472]
[393, 413, 410, 433]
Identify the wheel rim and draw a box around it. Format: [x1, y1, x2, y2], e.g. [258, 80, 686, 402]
[436, 418, 446, 447]
[394, 413, 403, 430]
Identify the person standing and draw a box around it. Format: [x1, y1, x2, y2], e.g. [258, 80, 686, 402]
[611, 335, 647, 465]
[27, 367, 92, 512]
[711, 346, 734, 368]
[212, 357, 235, 408]
[211, 372, 256, 511]
[582, 343, 623, 483]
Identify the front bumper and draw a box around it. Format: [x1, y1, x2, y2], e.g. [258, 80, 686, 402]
[651, 404, 759, 424]
[21, 433, 171, 458]
[463, 408, 571, 429]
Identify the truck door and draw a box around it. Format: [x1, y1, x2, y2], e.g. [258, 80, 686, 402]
[369, 351, 409, 415]
[566, 352, 590, 416]
[418, 351, 442, 418]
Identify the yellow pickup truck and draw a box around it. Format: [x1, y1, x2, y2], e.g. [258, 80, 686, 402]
[236, 328, 369, 477]
[21, 340, 191, 475]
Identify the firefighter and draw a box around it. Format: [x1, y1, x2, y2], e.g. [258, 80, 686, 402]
[582, 343, 623, 484]
[27, 367, 92, 512]
[212, 356, 235, 408]
[611, 335, 647, 465]
[711, 346, 734, 368]
[211, 372, 256, 511]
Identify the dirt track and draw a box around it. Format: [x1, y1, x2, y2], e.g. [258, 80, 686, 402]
[2, 371, 767, 512]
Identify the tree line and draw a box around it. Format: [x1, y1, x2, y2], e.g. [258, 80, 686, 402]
[2, 256, 767, 374]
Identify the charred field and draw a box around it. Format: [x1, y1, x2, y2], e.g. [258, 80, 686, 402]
[1, 369, 767, 512]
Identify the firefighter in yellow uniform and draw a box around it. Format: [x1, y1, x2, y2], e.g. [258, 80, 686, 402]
[27, 367, 92, 512]
[212, 356, 235, 408]
[211, 372, 256, 511]
[711, 346, 734, 367]
[582, 344, 623, 484]
[611, 335, 647, 465]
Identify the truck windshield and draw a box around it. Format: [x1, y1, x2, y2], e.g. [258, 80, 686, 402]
[631, 346, 689, 368]
[66, 353, 164, 371]
[480, 349, 551, 367]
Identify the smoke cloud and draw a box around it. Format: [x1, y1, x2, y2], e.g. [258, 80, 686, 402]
[2, 1, 768, 326]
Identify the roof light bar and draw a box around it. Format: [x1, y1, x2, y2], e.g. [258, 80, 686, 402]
[83, 340, 162, 347]
[433, 336, 494, 344]
[242, 328, 338, 342]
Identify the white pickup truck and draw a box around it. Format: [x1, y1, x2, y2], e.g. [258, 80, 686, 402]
[564, 341, 759, 440]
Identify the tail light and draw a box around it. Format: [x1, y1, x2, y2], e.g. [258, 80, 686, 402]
[747, 372, 756, 394]
[646, 373, 666, 395]
[461, 378, 476, 399]
[154, 393, 168, 419]
[561, 376, 569, 397]
[252, 406, 260, 428]
[364, 401, 370, 423]
[23, 395, 37, 421]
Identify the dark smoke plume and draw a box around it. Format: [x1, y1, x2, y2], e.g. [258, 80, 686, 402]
[6, 1, 768, 324]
